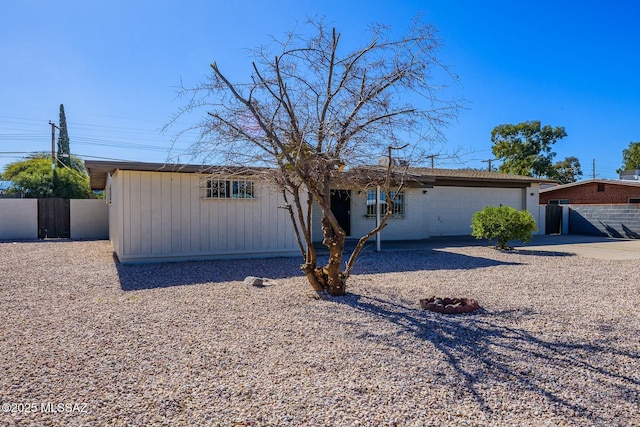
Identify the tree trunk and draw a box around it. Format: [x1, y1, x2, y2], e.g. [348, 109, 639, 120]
[320, 216, 346, 296]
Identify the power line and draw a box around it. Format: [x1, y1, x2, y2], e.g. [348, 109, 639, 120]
[481, 158, 499, 171]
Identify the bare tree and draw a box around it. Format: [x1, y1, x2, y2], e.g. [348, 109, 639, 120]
[170, 17, 460, 296]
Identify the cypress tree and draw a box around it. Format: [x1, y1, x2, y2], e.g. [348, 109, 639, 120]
[57, 104, 71, 167]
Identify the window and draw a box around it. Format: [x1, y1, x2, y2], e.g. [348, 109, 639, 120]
[205, 179, 254, 199]
[597, 183, 605, 192]
[366, 190, 405, 217]
[629, 198, 640, 204]
[549, 199, 570, 205]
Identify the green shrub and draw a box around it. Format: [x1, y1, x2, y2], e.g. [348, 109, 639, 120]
[471, 205, 537, 249]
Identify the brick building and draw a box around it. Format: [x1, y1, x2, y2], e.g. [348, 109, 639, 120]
[539, 179, 640, 205]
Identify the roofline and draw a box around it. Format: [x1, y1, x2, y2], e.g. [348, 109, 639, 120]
[85, 160, 551, 191]
[85, 160, 270, 190]
[408, 168, 553, 185]
[540, 178, 640, 193]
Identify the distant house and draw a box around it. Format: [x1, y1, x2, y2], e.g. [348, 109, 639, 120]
[0, 180, 16, 198]
[86, 160, 547, 263]
[539, 179, 640, 205]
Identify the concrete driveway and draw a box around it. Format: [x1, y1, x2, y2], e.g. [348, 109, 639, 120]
[512, 234, 640, 260]
[333, 234, 640, 260]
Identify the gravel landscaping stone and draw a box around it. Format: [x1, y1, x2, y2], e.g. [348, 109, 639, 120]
[0, 240, 639, 426]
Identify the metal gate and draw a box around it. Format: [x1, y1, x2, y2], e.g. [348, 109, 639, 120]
[545, 204, 563, 234]
[38, 198, 70, 239]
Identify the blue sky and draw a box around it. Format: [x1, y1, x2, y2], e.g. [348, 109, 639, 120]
[1, 0, 638, 179]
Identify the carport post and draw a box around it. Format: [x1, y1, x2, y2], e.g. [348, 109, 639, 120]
[376, 185, 381, 252]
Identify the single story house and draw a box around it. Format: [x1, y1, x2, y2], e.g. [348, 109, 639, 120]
[86, 160, 547, 263]
[539, 179, 640, 205]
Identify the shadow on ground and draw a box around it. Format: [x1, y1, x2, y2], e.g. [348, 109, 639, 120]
[335, 294, 640, 423]
[114, 249, 524, 291]
[347, 250, 523, 275]
[113, 254, 303, 291]
[509, 248, 576, 257]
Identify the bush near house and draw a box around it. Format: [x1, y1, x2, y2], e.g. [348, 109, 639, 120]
[471, 205, 537, 249]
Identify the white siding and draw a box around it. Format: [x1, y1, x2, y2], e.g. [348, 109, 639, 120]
[108, 172, 124, 256]
[110, 170, 302, 263]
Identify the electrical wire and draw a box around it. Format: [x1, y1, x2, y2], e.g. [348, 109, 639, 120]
[0, 111, 197, 170]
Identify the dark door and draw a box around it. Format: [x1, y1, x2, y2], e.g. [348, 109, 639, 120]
[38, 198, 70, 239]
[545, 204, 562, 234]
[330, 190, 351, 236]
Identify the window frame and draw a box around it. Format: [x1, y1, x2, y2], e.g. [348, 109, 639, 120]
[204, 178, 255, 200]
[365, 190, 405, 218]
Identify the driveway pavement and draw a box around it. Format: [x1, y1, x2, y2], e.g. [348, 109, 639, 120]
[328, 234, 640, 260]
[512, 234, 640, 260]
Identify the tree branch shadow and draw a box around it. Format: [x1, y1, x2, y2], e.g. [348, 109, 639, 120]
[335, 293, 640, 422]
[114, 254, 302, 291]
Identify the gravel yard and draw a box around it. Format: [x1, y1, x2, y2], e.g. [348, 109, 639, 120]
[1, 240, 639, 427]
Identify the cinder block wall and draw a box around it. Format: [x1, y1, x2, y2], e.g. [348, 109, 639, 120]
[569, 205, 640, 238]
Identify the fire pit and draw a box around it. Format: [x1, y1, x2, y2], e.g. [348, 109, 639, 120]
[420, 296, 480, 314]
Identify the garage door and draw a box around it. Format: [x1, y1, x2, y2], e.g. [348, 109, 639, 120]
[429, 187, 524, 236]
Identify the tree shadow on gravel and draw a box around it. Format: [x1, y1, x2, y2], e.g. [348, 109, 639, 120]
[509, 249, 576, 257]
[336, 294, 640, 424]
[348, 250, 522, 275]
[114, 254, 303, 291]
[114, 250, 521, 291]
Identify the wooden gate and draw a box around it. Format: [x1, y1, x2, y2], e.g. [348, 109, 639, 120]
[38, 198, 70, 239]
[545, 204, 563, 235]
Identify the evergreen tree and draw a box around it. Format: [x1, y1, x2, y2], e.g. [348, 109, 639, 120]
[57, 104, 71, 167]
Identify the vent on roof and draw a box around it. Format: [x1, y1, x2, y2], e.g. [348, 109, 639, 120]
[620, 170, 640, 181]
[378, 157, 409, 167]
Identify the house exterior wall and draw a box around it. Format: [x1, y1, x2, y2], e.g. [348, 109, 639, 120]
[351, 188, 429, 241]
[107, 172, 122, 256]
[426, 186, 528, 236]
[540, 182, 640, 204]
[70, 199, 109, 239]
[311, 184, 541, 241]
[0, 199, 38, 240]
[108, 170, 302, 263]
[311, 188, 429, 242]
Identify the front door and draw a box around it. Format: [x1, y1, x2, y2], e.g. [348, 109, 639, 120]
[330, 190, 351, 236]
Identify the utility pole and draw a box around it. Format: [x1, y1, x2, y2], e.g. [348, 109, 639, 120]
[426, 154, 437, 169]
[482, 158, 498, 172]
[48, 120, 59, 170]
[592, 159, 596, 179]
